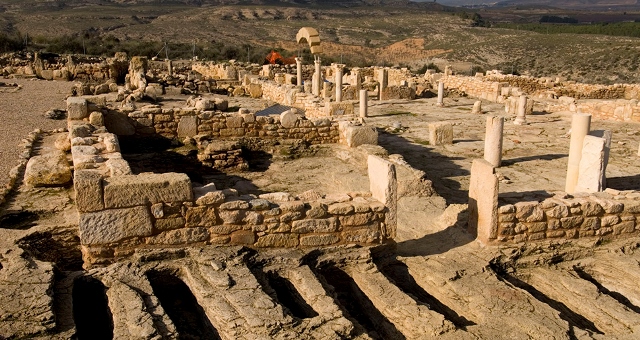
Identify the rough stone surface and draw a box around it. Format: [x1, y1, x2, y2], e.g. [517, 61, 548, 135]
[575, 135, 606, 193]
[103, 173, 193, 208]
[24, 149, 72, 187]
[468, 158, 498, 243]
[428, 121, 453, 145]
[74, 169, 104, 212]
[79, 206, 153, 245]
[367, 155, 397, 238]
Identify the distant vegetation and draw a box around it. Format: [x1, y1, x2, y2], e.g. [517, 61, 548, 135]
[493, 21, 640, 38]
[0, 32, 286, 63]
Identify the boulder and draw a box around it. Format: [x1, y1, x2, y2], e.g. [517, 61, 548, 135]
[24, 150, 72, 187]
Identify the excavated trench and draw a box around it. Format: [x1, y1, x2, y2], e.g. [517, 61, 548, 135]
[146, 269, 222, 340]
[72, 276, 114, 340]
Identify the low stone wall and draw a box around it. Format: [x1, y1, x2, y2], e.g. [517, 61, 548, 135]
[258, 80, 356, 118]
[67, 96, 393, 267]
[495, 192, 640, 243]
[468, 158, 640, 245]
[442, 75, 503, 103]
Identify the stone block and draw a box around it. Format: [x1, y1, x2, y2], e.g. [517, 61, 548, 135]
[226, 116, 244, 128]
[575, 135, 606, 193]
[89, 111, 104, 126]
[79, 206, 153, 245]
[74, 170, 104, 212]
[280, 110, 299, 128]
[24, 150, 72, 187]
[155, 217, 185, 231]
[185, 206, 218, 227]
[254, 234, 299, 247]
[104, 111, 135, 136]
[103, 173, 193, 208]
[146, 227, 209, 245]
[343, 125, 378, 148]
[341, 226, 381, 244]
[67, 97, 88, 120]
[105, 158, 132, 177]
[196, 191, 226, 206]
[101, 133, 120, 153]
[428, 122, 453, 146]
[230, 230, 256, 245]
[177, 115, 198, 138]
[292, 218, 338, 233]
[367, 155, 397, 238]
[300, 234, 340, 246]
[468, 159, 498, 243]
[325, 102, 354, 116]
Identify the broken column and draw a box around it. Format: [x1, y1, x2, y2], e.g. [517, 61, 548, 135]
[483, 116, 504, 167]
[335, 67, 343, 102]
[574, 135, 607, 193]
[353, 68, 362, 100]
[436, 81, 445, 106]
[589, 130, 612, 188]
[468, 159, 499, 244]
[428, 121, 453, 145]
[378, 68, 388, 100]
[167, 60, 173, 76]
[513, 95, 527, 125]
[367, 155, 397, 239]
[359, 89, 368, 118]
[472, 100, 482, 114]
[295, 57, 303, 87]
[313, 58, 321, 96]
[565, 112, 592, 194]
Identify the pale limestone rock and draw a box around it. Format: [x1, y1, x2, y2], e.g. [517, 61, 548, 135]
[185, 206, 218, 227]
[71, 145, 98, 156]
[69, 124, 92, 139]
[259, 192, 294, 202]
[255, 234, 299, 247]
[196, 191, 225, 206]
[299, 234, 340, 246]
[54, 134, 71, 152]
[103, 173, 193, 208]
[428, 121, 453, 145]
[24, 150, 72, 187]
[67, 97, 88, 120]
[74, 170, 104, 212]
[472, 100, 482, 114]
[280, 110, 299, 128]
[104, 111, 135, 135]
[468, 159, 498, 244]
[154, 217, 185, 231]
[367, 155, 397, 238]
[146, 227, 209, 245]
[105, 158, 132, 177]
[575, 135, 606, 193]
[79, 206, 153, 245]
[344, 125, 378, 148]
[107, 281, 160, 339]
[101, 133, 121, 153]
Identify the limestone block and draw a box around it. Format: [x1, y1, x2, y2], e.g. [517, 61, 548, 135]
[67, 97, 88, 120]
[71, 145, 98, 156]
[213, 98, 228, 111]
[428, 122, 453, 145]
[69, 124, 92, 139]
[575, 135, 606, 193]
[247, 83, 263, 98]
[105, 158, 132, 177]
[226, 116, 244, 128]
[196, 191, 225, 206]
[74, 170, 104, 212]
[155, 217, 186, 231]
[468, 159, 498, 243]
[54, 134, 71, 152]
[325, 102, 354, 116]
[89, 111, 104, 126]
[100, 133, 121, 153]
[342, 227, 381, 244]
[146, 227, 209, 245]
[103, 173, 193, 208]
[367, 155, 397, 238]
[24, 150, 72, 187]
[299, 234, 340, 246]
[230, 230, 256, 245]
[292, 218, 338, 233]
[343, 125, 378, 148]
[177, 116, 198, 138]
[280, 110, 299, 128]
[79, 206, 153, 245]
[254, 234, 299, 247]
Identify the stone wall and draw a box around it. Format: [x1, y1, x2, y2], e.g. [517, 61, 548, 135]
[67, 96, 392, 267]
[258, 81, 355, 118]
[495, 191, 640, 243]
[544, 99, 640, 123]
[442, 75, 504, 103]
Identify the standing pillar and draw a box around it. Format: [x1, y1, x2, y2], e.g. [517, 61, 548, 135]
[378, 68, 388, 100]
[514, 95, 528, 125]
[437, 81, 445, 106]
[295, 57, 302, 87]
[313, 58, 322, 97]
[335, 68, 343, 102]
[354, 68, 362, 100]
[565, 113, 592, 194]
[483, 116, 504, 167]
[359, 89, 368, 118]
[167, 60, 173, 76]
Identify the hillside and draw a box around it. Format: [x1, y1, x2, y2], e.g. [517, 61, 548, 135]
[0, 1, 637, 84]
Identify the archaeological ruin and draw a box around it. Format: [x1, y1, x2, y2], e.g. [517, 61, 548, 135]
[1, 36, 640, 339]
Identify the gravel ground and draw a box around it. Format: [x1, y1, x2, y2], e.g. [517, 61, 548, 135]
[0, 79, 71, 189]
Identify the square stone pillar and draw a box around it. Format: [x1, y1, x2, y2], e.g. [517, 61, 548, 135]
[575, 135, 606, 193]
[368, 155, 397, 239]
[468, 159, 499, 244]
[565, 113, 592, 194]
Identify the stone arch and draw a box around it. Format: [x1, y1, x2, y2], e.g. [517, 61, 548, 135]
[296, 27, 323, 54]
